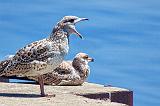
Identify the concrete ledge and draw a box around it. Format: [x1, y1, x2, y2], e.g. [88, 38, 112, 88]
[0, 82, 132, 106]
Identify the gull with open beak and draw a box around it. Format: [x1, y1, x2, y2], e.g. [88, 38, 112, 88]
[0, 16, 88, 97]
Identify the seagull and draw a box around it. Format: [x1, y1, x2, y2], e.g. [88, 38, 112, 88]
[0, 16, 88, 97]
[28, 53, 94, 86]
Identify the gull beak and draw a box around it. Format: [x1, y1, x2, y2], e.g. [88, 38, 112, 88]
[88, 57, 94, 62]
[74, 18, 89, 24]
[73, 18, 89, 39]
[72, 27, 83, 39]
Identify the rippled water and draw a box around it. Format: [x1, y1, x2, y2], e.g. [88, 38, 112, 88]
[0, 0, 160, 105]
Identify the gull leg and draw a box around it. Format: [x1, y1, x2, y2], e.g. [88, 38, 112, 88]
[38, 75, 45, 97]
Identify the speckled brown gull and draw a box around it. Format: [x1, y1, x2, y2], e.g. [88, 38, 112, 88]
[28, 52, 94, 86]
[0, 16, 88, 97]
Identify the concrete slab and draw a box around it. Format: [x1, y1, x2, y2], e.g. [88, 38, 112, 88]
[0, 82, 131, 106]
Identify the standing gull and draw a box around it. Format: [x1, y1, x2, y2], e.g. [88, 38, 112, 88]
[28, 53, 94, 86]
[0, 16, 88, 97]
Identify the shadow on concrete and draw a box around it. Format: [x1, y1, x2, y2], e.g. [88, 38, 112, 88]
[0, 93, 41, 98]
[76, 92, 109, 101]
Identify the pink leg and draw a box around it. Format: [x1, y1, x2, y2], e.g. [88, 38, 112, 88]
[38, 75, 45, 97]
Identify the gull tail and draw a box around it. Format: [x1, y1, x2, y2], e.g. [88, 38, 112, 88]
[0, 59, 11, 76]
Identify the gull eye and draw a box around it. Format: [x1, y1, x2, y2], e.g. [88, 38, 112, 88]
[84, 55, 88, 59]
[69, 19, 75, 23]
[63, 19, 75, 23]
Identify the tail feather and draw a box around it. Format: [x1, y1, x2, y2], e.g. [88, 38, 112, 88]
[0, 59, 11, 76]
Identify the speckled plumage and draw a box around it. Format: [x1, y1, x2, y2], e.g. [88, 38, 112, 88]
[28, 53, 94, 86]
[0, 16, 88, 96]
[0, 29, 69, 77]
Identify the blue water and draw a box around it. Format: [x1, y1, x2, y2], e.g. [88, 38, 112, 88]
[0, 0, 160, 105]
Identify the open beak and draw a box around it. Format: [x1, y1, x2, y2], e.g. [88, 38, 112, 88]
[73, 18, 89, 39]
[88, 57, 94, 62]
[72, 26, 83, 39]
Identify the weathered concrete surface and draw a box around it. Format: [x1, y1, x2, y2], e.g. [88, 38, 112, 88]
[0, 82, 130, 106]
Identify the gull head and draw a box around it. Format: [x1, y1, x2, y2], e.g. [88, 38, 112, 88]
[75, 52, 94, 64]
[57, 16, 88, 39]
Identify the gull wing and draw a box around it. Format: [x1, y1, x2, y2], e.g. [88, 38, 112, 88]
[12, 39, 59, 63]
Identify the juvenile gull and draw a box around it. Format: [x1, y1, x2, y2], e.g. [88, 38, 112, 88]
[28, 53, 94, 86]
[0, 16, 88, 97]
